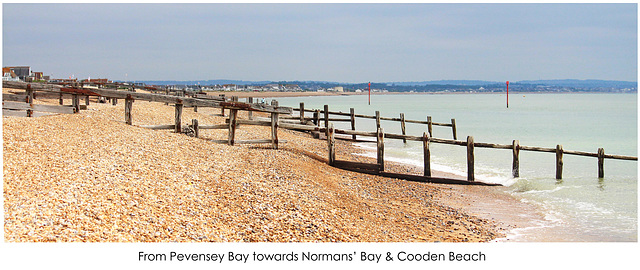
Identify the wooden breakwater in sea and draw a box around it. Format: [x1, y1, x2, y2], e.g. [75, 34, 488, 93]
[3, 81, 637, 186]
[277, 101, 636, 182]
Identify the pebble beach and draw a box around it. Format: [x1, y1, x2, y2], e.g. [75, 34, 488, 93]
[2, 89, 530, 242]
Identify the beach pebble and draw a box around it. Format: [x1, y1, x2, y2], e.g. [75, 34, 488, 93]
[3, 89, 502, 242]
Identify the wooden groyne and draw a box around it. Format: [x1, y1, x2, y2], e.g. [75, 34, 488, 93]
[3, 81, 637, 186]
[289, 103, 458, 140]
[258, 100, 637, 182]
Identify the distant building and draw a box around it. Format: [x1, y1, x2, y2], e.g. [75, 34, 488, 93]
[265, 84, 281, 91]
[4, 66, 30, 81]
[283, 84, 302, 91]
[2, 67, 19, 81]
[32, 72, 44, 81]
[335, 86, 344, 92]
[222, 84, 237, 91]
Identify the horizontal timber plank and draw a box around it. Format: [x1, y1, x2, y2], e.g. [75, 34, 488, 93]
[2, 109, 55, 117]
[334, 129, 377, 137]
[3, 109, 28, 117]
[279, 122, 326, 132]
[234, 119, 271, 127]
[140, 124, 175, 130]
[236, 139, 288, 144]
[4, 81, 292, 114]
[378, 172, 502, 186]
[3, 81, 62, 92]
[474, 142, 512, 149]
[208, 139, 288, 144]
[335, 136, 376, 143]
[2, 101, 75, 114]
[563, 149, 598, 157]
[325, 118, 352, 122]
[604, 154, 637, 161]
[330, 164, 501, 186]
[430, 137, 466, 146]
[379, 116, 401, 121]
[333, 160, 381, 172]
[193, 94, 225, 101]
[2, 94, 28, 102]
[519, 145, 557, 153]
[199, 124, 229, 130]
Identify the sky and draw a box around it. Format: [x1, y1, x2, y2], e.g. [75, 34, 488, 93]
[2, 3, 638, 83]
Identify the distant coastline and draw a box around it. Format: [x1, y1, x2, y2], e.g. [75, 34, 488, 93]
[203, 90, 638, 99]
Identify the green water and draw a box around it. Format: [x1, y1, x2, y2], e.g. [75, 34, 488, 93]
[276, 93, 637, 242]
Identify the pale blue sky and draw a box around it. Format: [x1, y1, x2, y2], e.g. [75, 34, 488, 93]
[2, 3, 637, 82]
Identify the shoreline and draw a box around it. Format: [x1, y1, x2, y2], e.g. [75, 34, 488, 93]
[2, 87, 542, 242]
[345, 142, 547, 242]
[202, 90, 635, 99]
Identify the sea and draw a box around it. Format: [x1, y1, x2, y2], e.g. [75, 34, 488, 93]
[275, 92, 638, 242]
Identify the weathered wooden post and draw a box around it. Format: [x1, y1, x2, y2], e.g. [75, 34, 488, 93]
[598, 148, 605, 178]
[328, 123, 335, 166]
[423, 132, 431, 177]
[26, 84, 33, 104]
[400, 113, 407, 143]
[375, 111, 381, 130]
[85, 95, 90, 106]
[271, 100, 279, 149]
[72, 94, 80, 113]
[467, 136, 475, 181]
[427, 116, 433, 137]
[112, 97, 118, 106]
[556, 144, 564, 180]
[324, 104, 329, 138]
[228, 108, 238, 145]
[124, 97, 133, 125]
[350, 108, 356, 141]
[164, 87, 170, 105]
[59, 93, 64, 105]
[314, 110, 320, 126]
[174, 103, 183, 133]
[377, 127, 385, 171]
[192, 119, 199, 138]
[220, 94, 226, 116]
[512, 140, 520, 178]
[299, 102, 305, 123]
[248, 97, 253, 120]
[451, 119, 457, 140]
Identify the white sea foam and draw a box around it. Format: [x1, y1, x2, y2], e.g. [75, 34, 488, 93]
[519, 186, 567, 195]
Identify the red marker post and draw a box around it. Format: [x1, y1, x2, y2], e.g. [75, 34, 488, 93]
[506, 81, 509, 108]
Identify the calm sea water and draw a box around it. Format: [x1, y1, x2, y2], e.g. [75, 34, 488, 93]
[276, 93, 638, 242]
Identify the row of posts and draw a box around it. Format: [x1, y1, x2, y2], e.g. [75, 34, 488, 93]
[315, 102, 606, 181]
[110, 92, 608, 181]
[298, 103, 457, 141]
